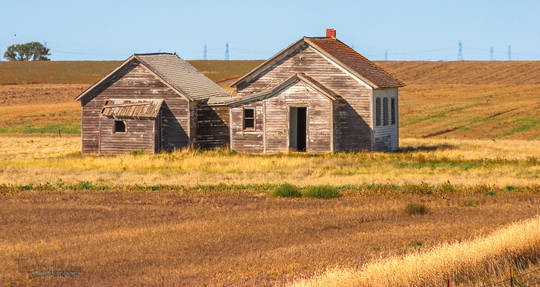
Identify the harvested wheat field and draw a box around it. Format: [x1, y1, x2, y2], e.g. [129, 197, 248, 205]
[1, 60, 539, 286]
[1, 188, 539, 286]
[0, 61, 539, 139]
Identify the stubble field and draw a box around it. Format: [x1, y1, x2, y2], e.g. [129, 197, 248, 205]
[0, 60, 539, 286]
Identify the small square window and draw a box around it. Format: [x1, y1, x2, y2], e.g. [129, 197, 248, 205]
[243, 108, 255, 130]
[114, 120, 126, 133]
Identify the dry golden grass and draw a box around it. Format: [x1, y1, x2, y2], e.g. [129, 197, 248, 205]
[1, 189, 538, 286]
[0, 135, 538, 187]
[290, 216, 540, 287]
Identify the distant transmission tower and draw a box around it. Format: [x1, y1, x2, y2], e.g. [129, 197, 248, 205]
[508, 45, 511, 60]
[203, 44, 207, 60]
[490, 47, 494, 61]
[225, 42, 230, 60]
[384, 50, 388, 61]
[457, 41, 463, 61]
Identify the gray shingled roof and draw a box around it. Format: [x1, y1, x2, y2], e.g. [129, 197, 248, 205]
[76, 53, 229, 101]
[135, 53, 230, 100]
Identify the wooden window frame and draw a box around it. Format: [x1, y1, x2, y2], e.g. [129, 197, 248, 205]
[113, 120, 127, 134]
[243, 108, 255, 131]
[391, 98, 396, 125]
[383, 97, 389, 126]
[375, 97, 381, 126]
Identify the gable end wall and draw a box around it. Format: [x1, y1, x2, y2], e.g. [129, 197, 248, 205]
[80, 60, 191, 154]
[236, 45, 374, 152]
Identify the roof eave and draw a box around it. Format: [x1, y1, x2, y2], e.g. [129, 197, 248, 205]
[75, 55, 137, 101]
[230, 38, 307, 88]
[303, 38, 380, 89]
[222, 73, 340, 106]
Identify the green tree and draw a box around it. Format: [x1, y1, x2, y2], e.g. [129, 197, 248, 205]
[4, 42, 51, 61]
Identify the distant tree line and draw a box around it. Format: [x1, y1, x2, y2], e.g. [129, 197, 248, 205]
[3, 42, 51, 61]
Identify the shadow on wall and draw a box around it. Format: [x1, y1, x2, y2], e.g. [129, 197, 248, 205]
[160, 102, 188, 152]
[335, 99, 372, 152]
[195, 102, 230, 150]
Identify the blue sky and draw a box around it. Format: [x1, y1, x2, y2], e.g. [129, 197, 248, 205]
[1, 0, 539, 61]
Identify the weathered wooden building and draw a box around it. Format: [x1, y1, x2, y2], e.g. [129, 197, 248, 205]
[210, 29, 404, 153]
[75, 53, 230, 154]
[77, 29, 404, 154]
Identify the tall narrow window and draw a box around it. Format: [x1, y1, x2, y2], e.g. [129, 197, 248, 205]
[383, 97, 389, 126]
[114, 120, 126, 133]
[391, 98, 396, 125]
[375, 98, 381, 126]
[243, 108, 255, 130]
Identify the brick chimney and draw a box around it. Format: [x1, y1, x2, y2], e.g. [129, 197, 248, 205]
[326, 28, 336, 39]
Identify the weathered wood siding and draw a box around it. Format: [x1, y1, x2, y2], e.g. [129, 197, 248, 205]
[230, 102, 265, 153]
[231, 81, 332, 153]
[80, 59, 190, 154]
[236, 44, 373, 151]
[195, 102, 230, 149]
[99, 117, 155, 154]
[373, 88, 399, 151]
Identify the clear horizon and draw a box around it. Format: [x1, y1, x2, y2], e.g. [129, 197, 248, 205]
[1, 0, 539, 61]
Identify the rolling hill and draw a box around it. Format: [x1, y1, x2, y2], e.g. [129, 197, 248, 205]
[0, 60, 538, 139]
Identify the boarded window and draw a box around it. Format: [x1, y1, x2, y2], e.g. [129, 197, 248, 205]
[391, 98, 396, 125]
[383, 98, 389, 126]
[243, 108, 255, 130]
[375, 98, 381, 126]
[114, 120, 126, 133]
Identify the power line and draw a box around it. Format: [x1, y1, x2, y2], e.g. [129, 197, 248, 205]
[457, 41, 463, 61]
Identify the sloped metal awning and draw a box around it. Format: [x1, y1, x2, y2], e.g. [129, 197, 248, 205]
[101, 99, 164, 119]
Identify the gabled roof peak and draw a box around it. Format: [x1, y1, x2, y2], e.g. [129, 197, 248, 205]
[76, 53, 230, 102]
[231, 36, 404, 89]
[133, 52, 176, 56]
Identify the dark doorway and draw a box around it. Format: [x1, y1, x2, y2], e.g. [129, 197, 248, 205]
[289, 107, 307, 152]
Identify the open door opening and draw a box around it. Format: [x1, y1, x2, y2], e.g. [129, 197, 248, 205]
[289, 107, 307, 152]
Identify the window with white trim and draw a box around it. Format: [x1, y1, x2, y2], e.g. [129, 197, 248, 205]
[391, 98, 396, 125]
[243, 108, 255, 130]
[383, 97, 389, 126]
[375, 98, 381, 126]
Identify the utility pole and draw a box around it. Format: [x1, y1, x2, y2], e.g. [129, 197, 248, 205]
[225, 42, 230, 61]
[203, 44, 207, 60]
[384, 49, 388, 61]
[508, 45, 511, 60]
[457, 41, 463, 61]
[490, 47, 494, 61]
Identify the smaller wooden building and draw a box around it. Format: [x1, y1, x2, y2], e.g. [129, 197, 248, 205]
[76, 53, 230, 154]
